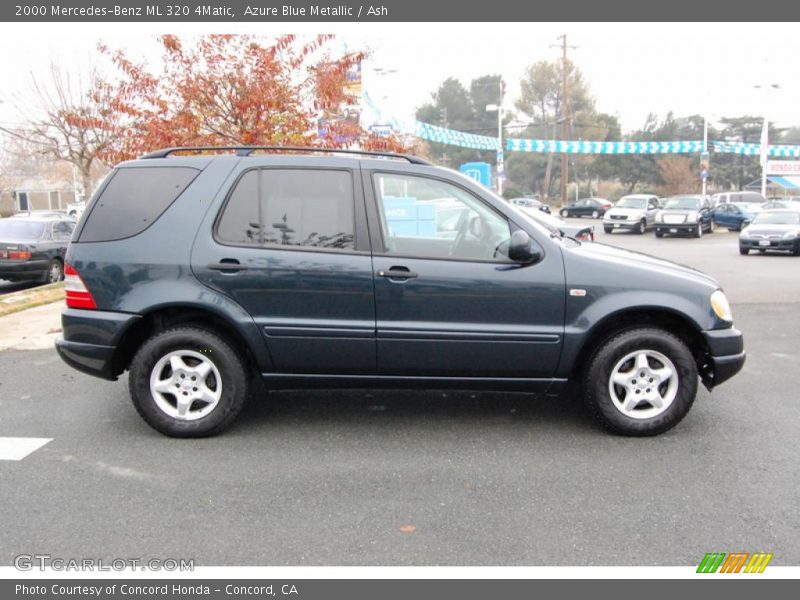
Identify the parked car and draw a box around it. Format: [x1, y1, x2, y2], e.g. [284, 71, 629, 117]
[0, 215, 75, 283]
[655, 195, 714, 238]
[712, 202, 763, 231]
[518, 206, 594, 241]
[509, 197, 551, 214]
[739, 209, 800, 255]
[56, 146, 744, 438]
[602, 194, 661, 234]
[711, 191, 767, 207]
[559, 197, 613, 219]
[67, 200, 87, 219]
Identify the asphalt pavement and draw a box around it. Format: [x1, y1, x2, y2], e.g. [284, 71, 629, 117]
[0, 225, 798, 566]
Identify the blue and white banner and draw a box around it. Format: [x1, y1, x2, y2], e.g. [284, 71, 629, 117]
[712, 142, 800, 158]
[414, 122, 500, 150]
[507, 139, 704, 154]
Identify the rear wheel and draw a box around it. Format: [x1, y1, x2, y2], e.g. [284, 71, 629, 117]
[42, 259, 63, 284]
[591, 210, 600, 219]
[560, 209, 569, 218]
[582, 327, 698, 436]
[128, 327, 249, 437]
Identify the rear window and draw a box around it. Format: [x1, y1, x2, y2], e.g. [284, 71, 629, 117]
[78, 167, 199, 242]
[0, 220, 45, 240]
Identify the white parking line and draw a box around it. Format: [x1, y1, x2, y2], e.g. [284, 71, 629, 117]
[0, 437, 52, 461]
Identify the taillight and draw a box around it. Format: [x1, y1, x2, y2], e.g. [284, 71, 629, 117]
[64, 264, 97, 309]
[7, 250, 32, 260]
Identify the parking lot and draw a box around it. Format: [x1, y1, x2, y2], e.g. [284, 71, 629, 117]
[0, 223, 798, 566]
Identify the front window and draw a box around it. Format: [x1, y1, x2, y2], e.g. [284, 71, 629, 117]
[373, 173, 512, 262]
[616, 197, 647, 209]
[663, 197, 701, 210]
[752, 211, 800, 225]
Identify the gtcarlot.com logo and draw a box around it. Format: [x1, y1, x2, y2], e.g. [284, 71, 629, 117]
[697, 552, 773, 573]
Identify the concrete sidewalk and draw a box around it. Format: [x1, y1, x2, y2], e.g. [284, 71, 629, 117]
[0, 301, 62, 351]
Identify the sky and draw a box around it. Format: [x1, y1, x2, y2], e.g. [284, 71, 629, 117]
[1, 22, 799, 139]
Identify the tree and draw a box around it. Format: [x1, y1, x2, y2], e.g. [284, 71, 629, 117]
[415, 74, 509, 169]
[100, 34, 408, 163]
[657, 156, 697, 196]
[19, 65, 116, 199]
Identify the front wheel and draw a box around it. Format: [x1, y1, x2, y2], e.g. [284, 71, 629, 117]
[128, 327, 249, 437]
[694, 223, 703, 238]
[739, 246, 750, 255]
[603, 226, 613, 234]
[582, 328, 698, 436]
[637, 219, 646, 234]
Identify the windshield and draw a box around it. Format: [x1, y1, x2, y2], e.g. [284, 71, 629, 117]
[752, 211, 800, 225]
[615, 197, 647, 209]
[0, 220, 45, 239]
[663, 197, 700, 210]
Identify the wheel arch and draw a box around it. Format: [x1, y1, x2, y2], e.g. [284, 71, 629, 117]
[568, 307, 710, 386]
[110, 304, 268, 379]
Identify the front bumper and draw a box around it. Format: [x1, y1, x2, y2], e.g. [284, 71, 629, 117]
[740, 238, 798, 251]
[604, 220, 640, 230]
[700, 327, 745, 389]
[55, 308, 141, 380]
[655, 223, 699, 235]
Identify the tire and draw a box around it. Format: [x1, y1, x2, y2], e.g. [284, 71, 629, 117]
[709, 220, 716, 233]
[655, 231, 664, 238]
[739, 246, 749, 255]
[560, 209, 569, 218]
[582, 327, 698, 436]
[42, 259, 63, 284]
[694, 223, 703, 238]
[591, 210, 600, 219]
[603, 226, 613, 234]
[637, 219, 646, 234]
[794, 241, 800, 257]
[128, 327, 249, 437]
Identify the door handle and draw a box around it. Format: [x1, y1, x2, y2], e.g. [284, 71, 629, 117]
[377, 268, 418, 280]
[208, 260, 249, 272]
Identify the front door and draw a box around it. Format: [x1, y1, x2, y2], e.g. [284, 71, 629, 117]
[365, 169, 565, 380]
[192, 159, 376, 375]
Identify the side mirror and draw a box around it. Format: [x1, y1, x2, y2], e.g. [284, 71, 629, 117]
[508, 230, 540, 264]
[742, 219, 751, 228]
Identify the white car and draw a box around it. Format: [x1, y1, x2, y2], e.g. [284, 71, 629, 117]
[67, 200, 86, 218]
[603, 194, 661, 234]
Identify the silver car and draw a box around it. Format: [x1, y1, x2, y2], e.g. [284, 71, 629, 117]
[603, 194, 660, 234]
[739, 209, 800, 256]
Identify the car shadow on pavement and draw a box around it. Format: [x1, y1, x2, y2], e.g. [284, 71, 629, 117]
[230, 389, 599, 436]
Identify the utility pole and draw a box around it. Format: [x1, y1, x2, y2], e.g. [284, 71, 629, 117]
[552, 34, 576, 207]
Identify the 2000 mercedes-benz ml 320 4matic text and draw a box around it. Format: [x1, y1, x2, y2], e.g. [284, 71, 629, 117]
[56, 147, 745, 437]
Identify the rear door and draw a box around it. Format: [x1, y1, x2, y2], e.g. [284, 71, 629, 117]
[363, 166, 565, 380]
[191, 157, 376, 375]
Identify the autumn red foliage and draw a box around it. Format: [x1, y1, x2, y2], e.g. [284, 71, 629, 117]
[98, 34, 411, 163]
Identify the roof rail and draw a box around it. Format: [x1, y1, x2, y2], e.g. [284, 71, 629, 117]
[138, 146, 432, 165]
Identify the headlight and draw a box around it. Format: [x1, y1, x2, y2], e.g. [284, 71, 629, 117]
[686, 212, 698, 223]
[710, 290, 733, 322]
[655, 213, 663, 223]
[782, 229, 800, 239]
[739, 228, 751, 239]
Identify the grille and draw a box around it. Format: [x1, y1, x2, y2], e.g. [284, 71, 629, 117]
[663, 214, 686, 224]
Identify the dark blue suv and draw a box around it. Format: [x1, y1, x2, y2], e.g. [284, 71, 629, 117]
[56, 147, 745, 437]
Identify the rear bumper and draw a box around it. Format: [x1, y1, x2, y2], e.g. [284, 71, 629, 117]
[701, 327, 745, 389]
[0, 259, 48, 281]
[55, 308, 141, 380]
